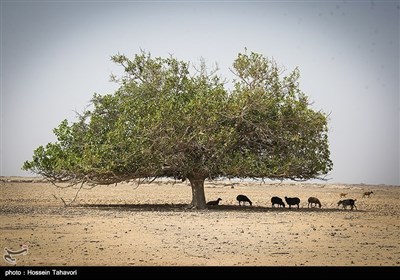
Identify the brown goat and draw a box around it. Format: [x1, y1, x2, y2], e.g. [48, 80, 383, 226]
[308, 197, 322, 208]
[362, 191, 373, 198]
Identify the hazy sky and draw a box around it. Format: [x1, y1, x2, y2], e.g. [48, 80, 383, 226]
[1, 0, 399, 185]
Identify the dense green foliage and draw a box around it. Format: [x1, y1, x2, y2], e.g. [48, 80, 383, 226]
[23, 50, 332, 208]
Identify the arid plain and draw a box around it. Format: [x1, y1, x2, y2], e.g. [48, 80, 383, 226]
[1, 177, 399, 266]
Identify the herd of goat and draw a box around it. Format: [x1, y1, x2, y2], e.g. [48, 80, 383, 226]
[206, 191, 374, 210]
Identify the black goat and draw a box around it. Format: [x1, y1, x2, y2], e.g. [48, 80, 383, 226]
[206, 198, 222, 206]
[284, 197, 300, 209]
[271, 196, 285, 208]
[338, 199, 357, 210]
[237, 195, 252, 206]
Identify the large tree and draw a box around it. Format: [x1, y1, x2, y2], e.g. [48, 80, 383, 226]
[23, 50, 333, 209]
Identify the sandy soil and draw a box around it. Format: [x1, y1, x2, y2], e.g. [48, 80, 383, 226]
[0, 177, 399, 267]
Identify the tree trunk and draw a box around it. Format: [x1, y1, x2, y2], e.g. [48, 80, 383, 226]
[187, 175, 207, 210]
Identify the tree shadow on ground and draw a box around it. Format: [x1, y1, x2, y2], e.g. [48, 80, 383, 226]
[77, 203, 364, 213]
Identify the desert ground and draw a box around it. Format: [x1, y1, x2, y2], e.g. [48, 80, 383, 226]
[0, 176, 399, 267]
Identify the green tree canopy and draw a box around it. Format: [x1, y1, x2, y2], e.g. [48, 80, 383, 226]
[23, 50, 333, 209]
